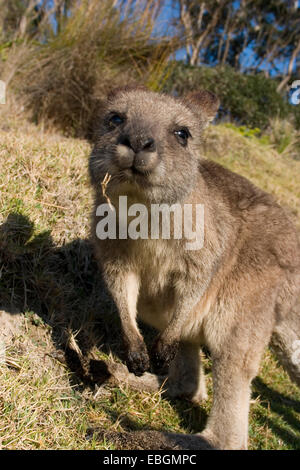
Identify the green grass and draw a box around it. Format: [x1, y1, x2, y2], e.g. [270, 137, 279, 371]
[0, 118, 299, 450]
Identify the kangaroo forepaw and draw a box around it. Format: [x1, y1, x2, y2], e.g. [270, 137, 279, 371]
[151, 337, 179, 374]
[126, 341, 150, 376]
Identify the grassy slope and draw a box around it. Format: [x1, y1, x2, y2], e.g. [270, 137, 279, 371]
[0, 121, 299, 450]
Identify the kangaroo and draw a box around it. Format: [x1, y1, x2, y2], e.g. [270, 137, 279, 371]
[89, 86, 300, 450]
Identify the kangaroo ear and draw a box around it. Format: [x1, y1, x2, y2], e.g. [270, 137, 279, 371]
[183, 90, 220, 124]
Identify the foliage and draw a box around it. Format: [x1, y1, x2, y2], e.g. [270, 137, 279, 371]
[1, 0, 175, 137]
[223, 123, 269, 143]
[0, 0, 49, 41]
[163, 62, 300, 130]
[173, 0, 300, 91]
[267, 117, 300, 160]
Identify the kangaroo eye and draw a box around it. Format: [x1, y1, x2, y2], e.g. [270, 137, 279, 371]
[109, 114, 124, 127]
[174, 128, 191, 145]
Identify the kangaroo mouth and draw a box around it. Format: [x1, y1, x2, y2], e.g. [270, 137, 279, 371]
[125, 166, 144, 175]
[122, 167, 151, 185]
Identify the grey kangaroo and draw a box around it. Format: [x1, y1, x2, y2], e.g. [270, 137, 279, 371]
[89, 86, 300, 450]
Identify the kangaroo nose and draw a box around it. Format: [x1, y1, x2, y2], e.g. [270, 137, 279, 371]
[141, 138, 156, 152]
[118, 135, 132, 149]
[118, 135, 156, 153]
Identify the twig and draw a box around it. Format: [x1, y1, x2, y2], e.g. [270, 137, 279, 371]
[35, 200, 67, 210]
[101, 173, 114, 210]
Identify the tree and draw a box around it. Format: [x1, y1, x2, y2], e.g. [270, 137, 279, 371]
[173, 0, 300, 91]
[0, 0, 46, 41]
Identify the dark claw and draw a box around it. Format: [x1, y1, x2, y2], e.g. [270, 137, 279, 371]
[151, 338, 178, 375]
[126, 343, 150, 376]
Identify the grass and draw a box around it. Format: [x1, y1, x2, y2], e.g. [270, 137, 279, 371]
[0, 116, 299, 450]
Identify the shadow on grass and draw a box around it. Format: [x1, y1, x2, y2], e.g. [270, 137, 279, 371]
[0, 212, 122, 370]
[85, 409, 212, 450]
[251, 377, 300, 449]
[0, 212, 207, 436]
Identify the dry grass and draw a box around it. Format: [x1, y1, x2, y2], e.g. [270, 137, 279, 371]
[267, 118, 300, 160]
[202, 124, 300, 228]
[0, 117, 299, 450]
[6, 0, 175, 138]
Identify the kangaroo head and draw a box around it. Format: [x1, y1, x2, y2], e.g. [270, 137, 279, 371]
[89, 86, 219, 204]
